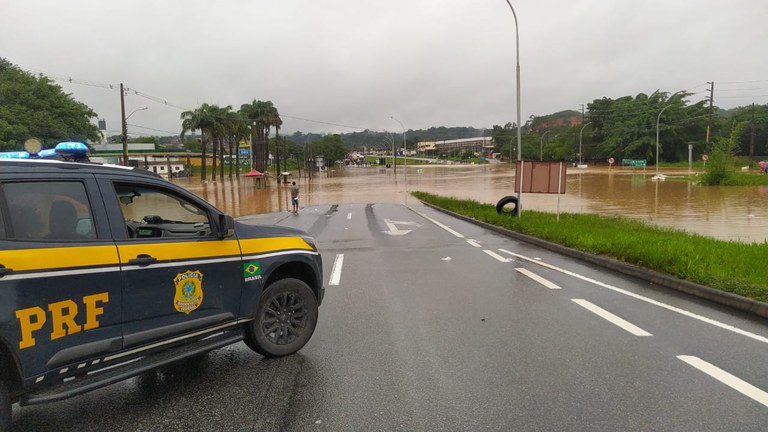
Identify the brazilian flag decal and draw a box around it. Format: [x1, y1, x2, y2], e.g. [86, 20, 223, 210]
[243, 261, 262, 282]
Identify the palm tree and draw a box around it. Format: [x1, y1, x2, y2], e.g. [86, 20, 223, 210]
[223, 110, 250, 178]
[240, 100, 282, 173]
[180, 103, 216, 182]
[206, 105, 231, 181]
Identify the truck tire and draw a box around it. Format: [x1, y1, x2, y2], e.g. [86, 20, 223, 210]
[245, 278, 318, 358]
[496, 196, 519, 216]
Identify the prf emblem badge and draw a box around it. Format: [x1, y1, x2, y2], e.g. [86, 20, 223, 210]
[173, 270, 204, 314]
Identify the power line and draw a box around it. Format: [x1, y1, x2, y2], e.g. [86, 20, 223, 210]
[126, 123, 181, 135]
[717, 79, 768, 85]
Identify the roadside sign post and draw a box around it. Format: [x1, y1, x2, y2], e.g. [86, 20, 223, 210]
[608, 157, 615, 171]
[702, 153, 708, 170]
[513, 161, 568, 220]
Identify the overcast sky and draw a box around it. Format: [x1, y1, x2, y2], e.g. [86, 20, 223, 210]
[2, 0, 767, 138]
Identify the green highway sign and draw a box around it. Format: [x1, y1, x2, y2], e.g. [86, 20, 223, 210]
[621, 159, 647, 167]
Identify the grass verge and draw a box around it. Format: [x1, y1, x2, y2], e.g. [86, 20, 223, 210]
[412, 191, 768, 303]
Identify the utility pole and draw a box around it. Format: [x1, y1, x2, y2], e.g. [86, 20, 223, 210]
[120, 83, 128, 166]
[750, 103, 755, 167]
[705, 81, 714, 147]
[580, 104, 585, 124]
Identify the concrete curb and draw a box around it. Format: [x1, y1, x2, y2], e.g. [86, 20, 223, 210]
[418, 201, 768, 320]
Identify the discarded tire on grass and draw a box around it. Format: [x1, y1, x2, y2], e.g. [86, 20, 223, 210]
[496, 196, 519, 216]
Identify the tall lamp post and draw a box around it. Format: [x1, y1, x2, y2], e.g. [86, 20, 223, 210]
[390, 116, 406, 189]
[503, 0, 522, 214]
[656, 104, 673, 176]
[122, 106, 148, 166]
[578, 121, 592, 165]
[382, 134, 396, 175]
[540, 130, 550, 161]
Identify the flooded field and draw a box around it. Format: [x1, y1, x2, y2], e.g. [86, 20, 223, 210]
[175, 164, 768, 244]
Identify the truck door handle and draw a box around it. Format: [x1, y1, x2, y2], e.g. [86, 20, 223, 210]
[128, 254, 157, 266]
[0, 265, 12, 277]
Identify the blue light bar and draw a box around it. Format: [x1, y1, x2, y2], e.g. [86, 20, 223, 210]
[0, 151, 30, 159]
[37, 149, 57, 158]
[53, 142, 89, 161]
[55, 142, 89, 154]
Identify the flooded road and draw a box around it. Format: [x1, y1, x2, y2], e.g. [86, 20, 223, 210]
[175, 164, 768, 243]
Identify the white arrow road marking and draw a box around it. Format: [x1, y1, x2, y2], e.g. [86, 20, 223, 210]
[516, 268, 560, 289]
[466, 239, 482, 248]
[483, 250, 512, 262]
[572, 299, 652, 336]
[329, 254, 344, 285]
[383, 219, 420, 236]
[347, 212, 352, 220]
[498, 249, 768, 345]
[678, 355, 768, 408]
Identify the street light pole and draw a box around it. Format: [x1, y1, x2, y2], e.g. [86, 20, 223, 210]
[121, 100, 148, 167]
[390, 116, 406, 191]
[540, 130, 550, 161]
[120, 83, 128, 165]
[656, 104, 673, 176]
[579, 121, 592, 165]
[503, 0, 522, 215]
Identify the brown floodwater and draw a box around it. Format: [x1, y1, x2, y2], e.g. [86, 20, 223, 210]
[174, 164, 768, 244]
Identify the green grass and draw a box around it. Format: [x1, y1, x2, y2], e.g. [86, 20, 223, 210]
[412, 191, 768, 303]
[720, 172, 768, 186]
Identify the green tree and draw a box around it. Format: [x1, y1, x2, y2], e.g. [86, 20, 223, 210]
[180, 103, 217, 182]
[586, 90, 708, 165]
[701, 121, 747, 185]
[222, 110, 250, 178]
[239, 100, 281, 172]
[491, 122, 515, 160]
[0, 59, 100, 150]
[311, 134, 347, 166]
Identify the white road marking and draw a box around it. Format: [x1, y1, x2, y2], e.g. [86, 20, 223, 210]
[466, 239, 482, 248]
[441, 257, 452, 261]
[347, 212, 352, 220]
[416, 211, 465, 238]
[483, 250, 512, 263]
[329, 254, 344, 286]
[516, 268, 561, 289]
[498, 249, 768, 344]
[678, 355, 768, 408]
[383, 218, 419, 236]
[572, 299, 652, 336]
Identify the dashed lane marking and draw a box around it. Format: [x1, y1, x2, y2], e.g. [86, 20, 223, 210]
[572, 299, 652, 336]
[499, 248, 768, 345]
[329, 254, 344, 286]
[516, 268, 560, 289]
[678, 355, 768, 408]
[483, 250, 512, 263]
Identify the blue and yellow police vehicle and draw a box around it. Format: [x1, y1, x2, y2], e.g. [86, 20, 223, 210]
[0, 143, 324, 430]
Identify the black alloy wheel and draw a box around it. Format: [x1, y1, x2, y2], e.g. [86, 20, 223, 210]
[245, 278, 318, 358]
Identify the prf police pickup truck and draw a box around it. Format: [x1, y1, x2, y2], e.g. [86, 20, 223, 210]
[0, 144, 324, 431]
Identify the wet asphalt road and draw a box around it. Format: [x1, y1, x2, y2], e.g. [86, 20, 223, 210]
[12, 202, 768, 431]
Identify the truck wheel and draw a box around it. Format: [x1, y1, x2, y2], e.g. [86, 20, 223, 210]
[496, 196, 519, 216]
[245, 278, 318, 358]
